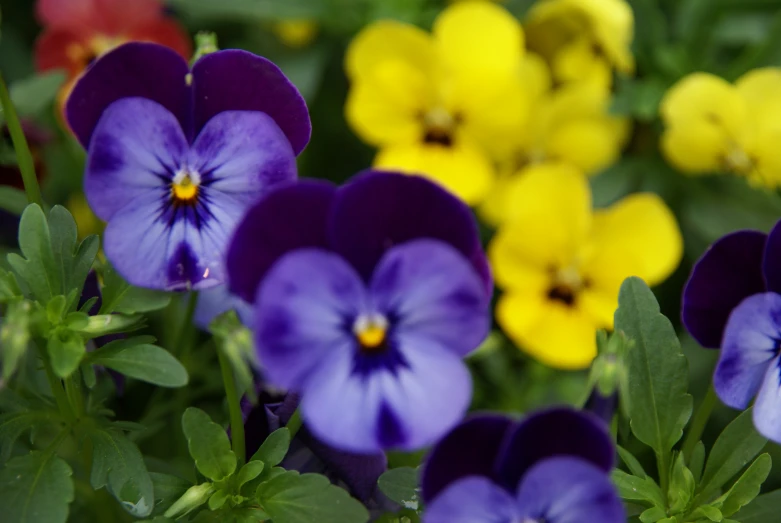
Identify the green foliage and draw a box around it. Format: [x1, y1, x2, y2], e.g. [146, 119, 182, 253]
[86, 337, 189, 388]
[8, 71, 65, 118]
[250, 427, 291, 467]
[182, 407, 237, 482]
[0, 410, 59, 463]
[378, 467, 420, 510]
[149, 472, 191, 517]
[0, 300, 31, 381]
[734, 488, 781, 522]
[46, 327, 85, 378]
[0, 450, 74, 523]
[99, 266, 171, 314]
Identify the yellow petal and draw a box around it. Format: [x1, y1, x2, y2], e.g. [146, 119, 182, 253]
[489, 163, 592, 280]
[497, 291, 598, 369]
[660, 122, 728, 174]
[546, 118, 624, 174]
[552, 38, 613, 89]
[660, 73, 748, 136]
[520, 52, 552, 101]
[735, 68, 781, 105]
[345, 20, 435, 81]
[434, 1, 524, 79]
[584, 192, 682, 290]
[373, 139, 494, 205]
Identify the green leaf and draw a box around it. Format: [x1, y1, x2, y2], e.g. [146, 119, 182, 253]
[0, 186, 27, 215]
[236, 460, 265, 488]
[89, 343, 188, 387]
[208, 489, 231, 510]
[698, 409, 767, 498]
[639, 505, 667, 523]
[8, 204, 57, 302]
[0, 266, 22, 301]
[0, 451, 74, 523]
[668, 452, 695, 514]
[0, 411, 57, 463]
[181, 407, 237, 481]
[251, 427, 290, 467]
[89, 427, 154, 518]
[48, 206, 98, 305]
[99, 266, 171, 314]
[719, 453, 772, 517]
[256, 471, 369, 523]
[690, 441, 706, 484]
[611, 469, 665, 508]
[164, 482, 214, 519]
[378, 467, 420, 510]
[617, 445, 647, 478]
[614, 277, 693, 456]
[76, 313, 144, 337]
[1, 300, 31, 381]
[149, 473, 191, 517]
[9, 71, 65, 116]
[46, 328, 85, 378]
[733, 488, 781, 522]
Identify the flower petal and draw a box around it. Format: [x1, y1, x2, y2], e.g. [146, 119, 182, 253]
[683, 230, 767, 348]
[188, 110, 297, 206]
[423, 477, 519, 523]
[227, 181, 336, 303]
[715, 292, 781, 409]
[516, 457, 625, 523]
[371, 239, 490, 357]
[191, 50, 311, 155]
[193, 285, 253, 330]
[752, 356, 781, 443]
[763, 220, 781, 293]
[345, 20, 434, 82]
[421, 416, 514, 503]
[301, 334, 472, 453]
[495, 408, 614, 492]
[254, 249, 365, 391]
[129, 17, 192, 59]
[83, 97, 185, 221]
[34, 29, 87, 76]
[37, 0, 100, 29]
[66, 42, 190, 148]
[329, 170, 490, 292]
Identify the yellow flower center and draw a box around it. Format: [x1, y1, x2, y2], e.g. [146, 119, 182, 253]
[421, 107, 461, 147]
[353, 314, 388, 351]
[547, 265, 589, 307]
[723, 146, 754, 176]
[171, 170, 201, 204]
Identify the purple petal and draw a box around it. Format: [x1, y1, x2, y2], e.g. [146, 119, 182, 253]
[516, 457, 625, 523]
[188, 110, 296, 205]
[423, 477, 519, 523]
[66, 42, 190, 149]
[191, 50, 311, 155]
[495, 408, 614, 492]
[194, 285, 254, 330]
[371, 240, 490, 357]
[764, 220, 781, 293]
[752, 356, 781, 443]
[83, 97, 185, 221]
[254, 248, 365, 390]
[329, 170, 491, 293]
[421, 416, 514, 503]
[301, 336, 472, 453]
[715, 292, 781, 409]
[227, 181, 336, 303]
[682, 230, 767, 348]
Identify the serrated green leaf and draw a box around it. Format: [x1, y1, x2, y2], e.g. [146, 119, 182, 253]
[48, 206, 95, 306]
[149, 472, 190, 517]
[256, 471, 369, 523]
[9, 71, 65, 116]
[0, 451, 74, 523]
[611, 469, 665, 507]
[0, 266, 22, 301]
[698, 409, 767, 499]
[99, 266, 171, 314]
[46, 328, 85, 378]
[669, 452, 695, 514]
[614, 277, 693, 456]
[378, 467, 420, 510]
[236, 460, 265, 488]
[89, 428, 154, 518]
[182, 408, 237, 481]
[690, 441, 706, 484]
[733, 488, 781, 522]
[617, 445, 647, 478]
[719, 453, 772, 517]
[8, 204, 57, 302]
[0, 411, 57, 463]
[251, 427, 290, 467]
[89, 343, 188, 387]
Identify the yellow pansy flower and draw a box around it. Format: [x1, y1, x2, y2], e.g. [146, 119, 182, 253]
[660, 69, 781, 187]
[345, 1, 528, 204]
[489, 164, 682, 369]
[525, 0, 635, 87]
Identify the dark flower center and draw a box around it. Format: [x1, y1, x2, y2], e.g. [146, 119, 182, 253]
[547, 284, 576, 306]
[423, 127, 453, 147]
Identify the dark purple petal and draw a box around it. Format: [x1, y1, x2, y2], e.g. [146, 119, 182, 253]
[83, 97, 184, 221]
[764, 219, 781, 293]
[227, 181, 336, 303]
[516, 457, 625, 523]
[682, 230, 767, 349]
[329, 170, 491, 293]
[715, 292, 781, 410]
[495, 408, 614, 492]
[66, 42, 190, 149]
[584, 390, 618, 424]
[372, 240, 490, 357]
[423, 477, 519, 523]
[421, 416, 514, 503]
[191, 50, 311, 155]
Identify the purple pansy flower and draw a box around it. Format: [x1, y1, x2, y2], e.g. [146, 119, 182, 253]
[65, 42, 310, 291]
[227, 170, 492, 453]
[682, 220, 781, 441]
[421, 408, 624, 523]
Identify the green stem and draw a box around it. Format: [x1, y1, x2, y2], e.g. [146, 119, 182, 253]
[657, 451, 670, 503]
[0, 72, 43, 207]
[218, 346, 245, 467]
[682, 385, 718, 462]
[37, 345, 75, 424]
[174, 292, 198, 358]
[286, 408, 302, 439]
[64, 375, 85, 419]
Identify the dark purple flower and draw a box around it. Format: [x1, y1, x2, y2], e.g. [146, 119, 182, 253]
[65, 42, 310, 291]
[227, 171, 492, 452]
[421, 408, 624, 523]
[242, 392, 387, 503]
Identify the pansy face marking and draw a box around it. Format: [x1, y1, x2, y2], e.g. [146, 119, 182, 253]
[353, 313, 389, 351]
[171, 168, 201, 204]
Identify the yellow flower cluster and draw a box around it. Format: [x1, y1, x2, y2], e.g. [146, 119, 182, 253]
[345, 0, 684, 368]
[661, 69, 781, 188]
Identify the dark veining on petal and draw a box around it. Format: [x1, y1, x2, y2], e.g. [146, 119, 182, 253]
[89, 134, 124, 173]
[351, 334, 409, 377]
[167, 242, 200, 288]
[376, 402, 406, 448]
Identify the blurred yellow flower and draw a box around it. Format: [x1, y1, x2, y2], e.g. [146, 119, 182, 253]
[345, 1, 528, 204]
[489, 164, 682, 369]
[273, 20, 318, 48]
[67, 193, 102, 239]
[525, 0, 634, 87]
[660, 69, 781, 187]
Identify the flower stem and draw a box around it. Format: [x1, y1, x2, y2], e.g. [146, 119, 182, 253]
[286, 408, 302, 439]
[0, 72, 43, 208]
[217, 346, 245, 467]
[37, 345, 75, 424]
[682, 384, 718, 461]
[174, 291, 198, 358]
